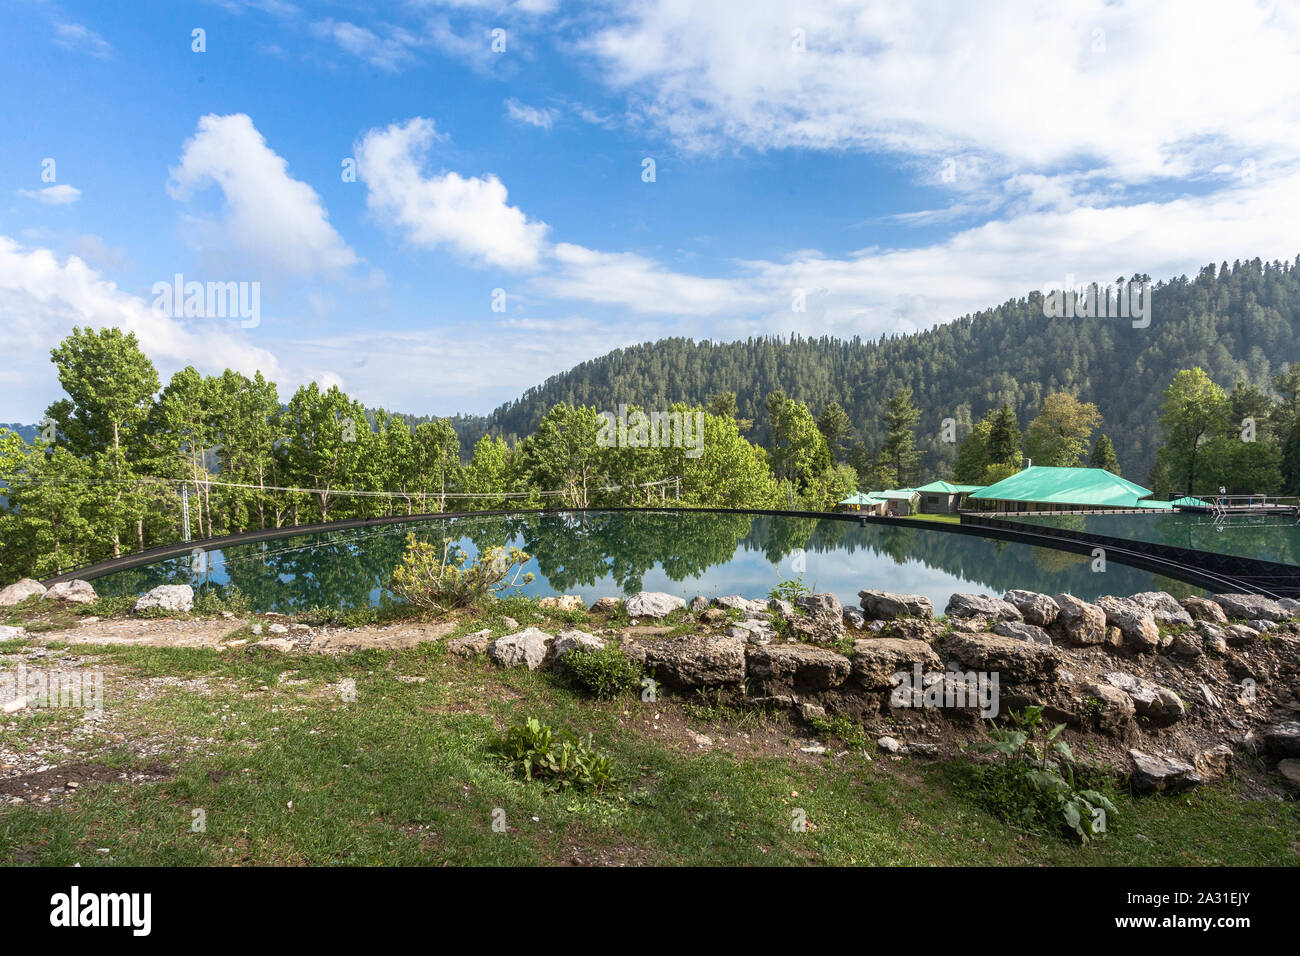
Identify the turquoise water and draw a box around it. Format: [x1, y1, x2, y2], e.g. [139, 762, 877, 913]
[999, 511, 1300, 566]
[86, 511, 1202, 614]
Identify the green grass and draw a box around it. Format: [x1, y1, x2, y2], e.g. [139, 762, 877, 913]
[902, 512, 963, 524]
[0, 640, 1296, 866]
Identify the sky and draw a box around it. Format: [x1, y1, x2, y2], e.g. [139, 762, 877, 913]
[3, 0, 1300, 423]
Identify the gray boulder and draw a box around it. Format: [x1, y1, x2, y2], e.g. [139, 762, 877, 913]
[1104, 672, 1185, 726]
[1181, 596, 1228, 624]
[625, 591, 687, 619]
[850, 638, 941, 690]
[945, 593, 1022, 621]
[42, 579, 97, 604]
[1224, 624, 1260, 646]
[726, 620, 777, 645]
[709, 595, 768, 616]
[688, 595, 709, 614]
[1095, 596, 1160, 652]
[489, 628, 554, 670]
[448, 629, 493, 657]
[1081, 682, 1136, 735]
[1262, 721, 1300, 757]
[589, 596, 623, 615]
[746, 644, 851, 692]
[944, 632, 1061, 683]
[0, 578, 46, 606]
[992, 620, 1053, 645]
[1051, 593, 1107, 646]
[1212, 592, 1289, 622]
[1128, 591, 1193, 628]
[551, 629, 606, 660]
[857, 589, 934, 620]
[134, 584, 194, 614]
[1196, 621, 1229, 653]
[642, 634, 745, 689]
[1128, 750, 1203, 793]
[844, 608, 865, 629]
[796, 592, 843, 618]
[1003, 590, 1059, 627]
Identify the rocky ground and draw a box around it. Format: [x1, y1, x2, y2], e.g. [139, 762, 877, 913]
[3, 576, 1299, 801]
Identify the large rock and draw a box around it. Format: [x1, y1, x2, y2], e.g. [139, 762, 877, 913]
[551, 629, 606, 660]
[1278, 759, 1300, 792]
[725, 620, 777, 645]
[709, 595, 768, 616]
[992, 620, 1053, 645]
[944, 632, 1061, 683]
[1128, 749, 1203, 793]
[642, 634, 746, 689]
[1128, 592, 1193, 628]
[41, 579, 97, 604]
[1103, 672, 1186, 726]
[589, 596, 623, 615]
[1003, 590, 1059, 627]
[489, 628, 554, 670]
[1196, 621, 1229, 653]
[1224, 624, 1259, 646]
[1081, 682, 1136, 735]
[0, 578, 45, 606]
[1181, 596, 1228, 624]
[625, 591, 687, 619]
[1212, 592, 1289, 622]
[538, 594, 584, 612]
[850, 638, 941, 690]
[788, 594, 845, 645]
[448, 629, 493, 657]
[858, 590, 934, 620]
[945, 593, 1023, 621]
[1051, 593, 1107, 646]
[1262, 721, 1300, 757]
[134, 584, 194, 614]
[1095, 596, 1160, 653]
[746, 644, 850, 692]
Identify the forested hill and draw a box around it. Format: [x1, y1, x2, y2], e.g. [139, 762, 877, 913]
[445, 256, 1300, 482]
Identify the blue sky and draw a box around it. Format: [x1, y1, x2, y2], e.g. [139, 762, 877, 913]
[4, 0, 1300, 422]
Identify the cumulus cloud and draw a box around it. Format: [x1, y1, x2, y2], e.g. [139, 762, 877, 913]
[0, 236, 282, 418]
[504, 98, 557, 129]
[583, 0, 1300, 184]
[356, 117, 550, 270]
[167, 113, 358, 277]
[17, 185, 81, 205]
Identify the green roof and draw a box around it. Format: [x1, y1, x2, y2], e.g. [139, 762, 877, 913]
[880, 488, 919, 499]
[915, 480, 984, 494]
[837, 493, 880, 505]
[1170, 496, 1213, 508]
[1137, 499, 1174, 510]
[969, 466, 1154, 508]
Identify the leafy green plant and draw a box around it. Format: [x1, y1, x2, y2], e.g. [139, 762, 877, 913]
[971, 706, 1117, 843]
[769, 578, 811, 602]
[389, 534, 534, 616]
[564, 643, 642, 699]
[491, 717, 615, 793]
[193, 586, 251, 617]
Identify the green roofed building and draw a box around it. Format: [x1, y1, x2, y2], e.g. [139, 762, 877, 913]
[914, 480, 985, 514]
[968, 466, 1156, 513]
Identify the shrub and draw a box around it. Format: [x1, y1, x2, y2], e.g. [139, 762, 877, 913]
[491, 717, 615, 793]
[564, 643, 642, 699]
[769, 578, 811, 602]
[193, 585, 251, 617]
[389, 534, 533, 616]
[968, 705, 1117, 843]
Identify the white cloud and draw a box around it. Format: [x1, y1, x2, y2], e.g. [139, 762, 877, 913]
[0, 236, 282, 419]
[504, 98, 557, 130]
[584, 0, 1300, 184]
[17, 185, 81, 205]
[167, 114, 358, 278]
[310, 19, 423, 70]
[356, 117, 550, 270]
[52, 22, 112, 58]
